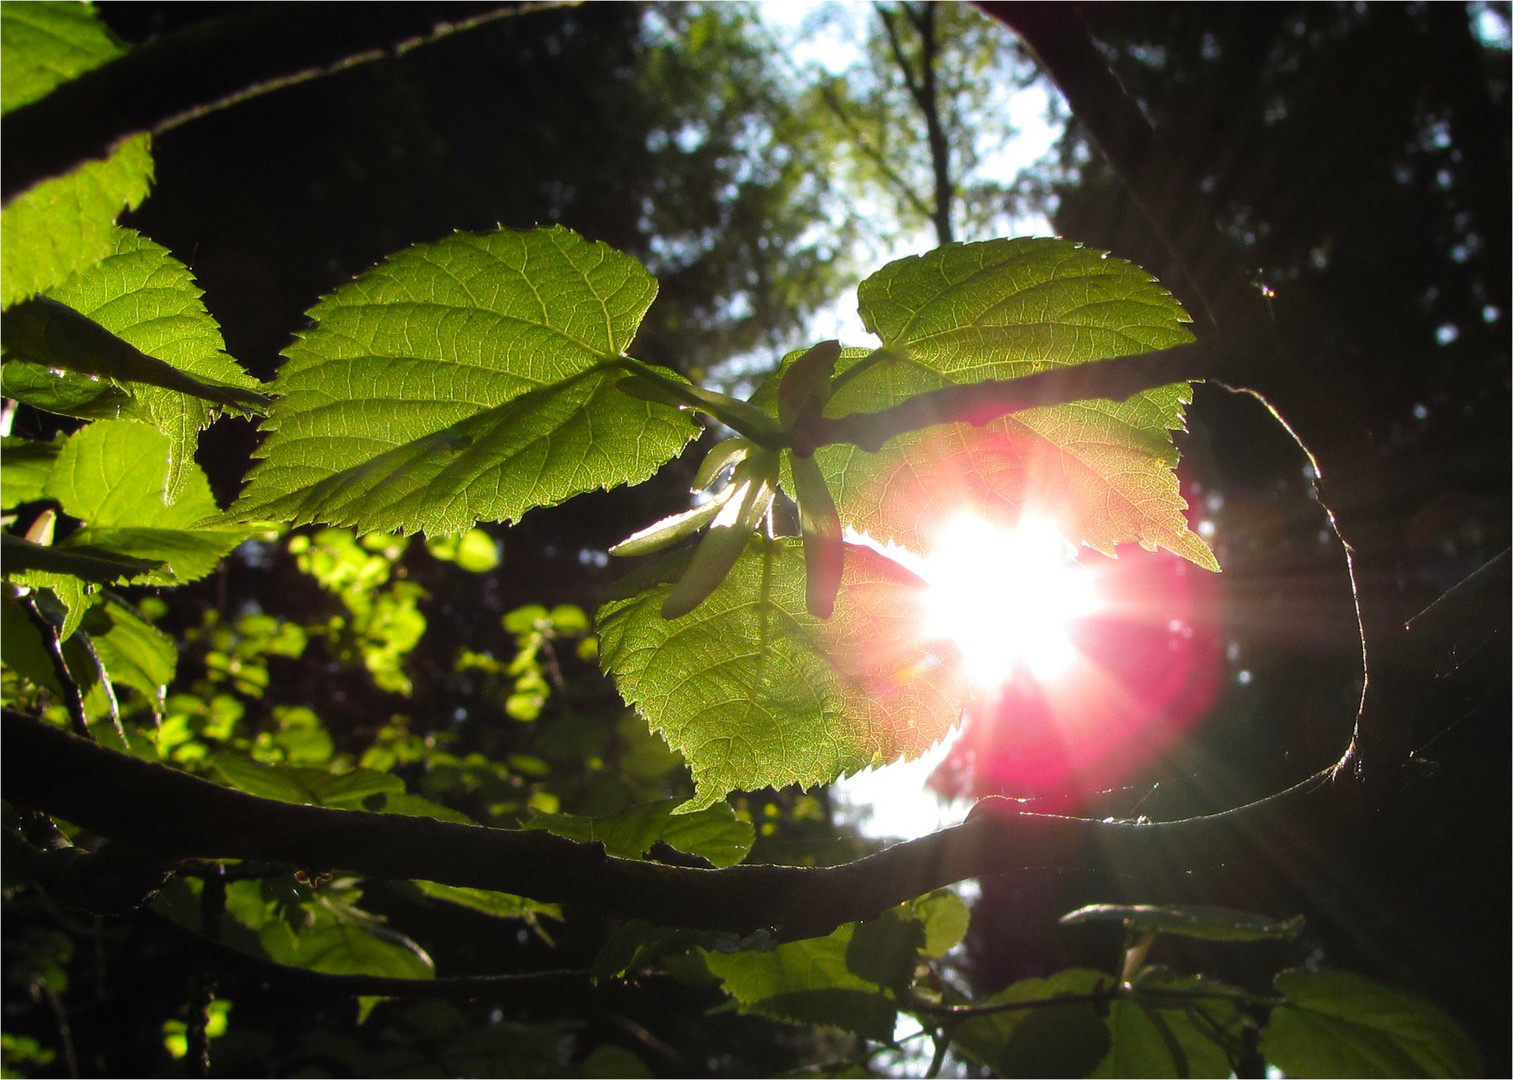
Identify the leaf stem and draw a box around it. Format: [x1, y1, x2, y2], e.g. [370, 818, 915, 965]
[615, 357, 786, 448]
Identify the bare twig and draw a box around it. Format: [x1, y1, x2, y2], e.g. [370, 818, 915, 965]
[2, 2, 566, 205]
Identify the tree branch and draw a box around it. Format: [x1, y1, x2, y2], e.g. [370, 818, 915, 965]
[793, 341, 1218, 455]
[3, 709, 1347, 941]
[877, 3, 955, 244]
[2, 2, 552, 205]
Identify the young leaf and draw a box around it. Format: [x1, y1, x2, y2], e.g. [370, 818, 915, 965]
[598, 537, 969, 810]
[232, 226, 697, 534]
[41, 420, 254, 584]
[1260, 969, 1482, 1078]
[660, 450, 779, 620]
[410, 881, 562, 924]
[830, 237, 1215, 571]
[1060, 903, 1305, 942]
[791, 452, 844, 618]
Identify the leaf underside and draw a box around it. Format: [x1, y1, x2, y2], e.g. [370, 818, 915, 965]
[232, 225, 698, 535]
[831, 237, 1216, 570]
[597, 537, 969, 811]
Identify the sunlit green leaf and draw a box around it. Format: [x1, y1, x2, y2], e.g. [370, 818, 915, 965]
[425, 527, 500, 572]
[0, 135, 153, 309]
[81, 593, 174, 714]
[598, 537, 969, 809]
[1260, 969, 1481, 1078]
[411, 880, 562, 924]
[0, 435, 62, 508]
[41, 419, 254, 583]
[911, 889, 970, 958]
[209, 753, 404, 808]
[822, 238, 1215, 570]
[3, 231, 266, 497]
[1, 0, 125, 115]
[952, 968, 1111, 1079]
[232, 225, 698, 535]
[702, 924, 897, 1042]
[526, 798, 754, 867]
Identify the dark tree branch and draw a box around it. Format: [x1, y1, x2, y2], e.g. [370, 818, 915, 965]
[793, 341, 1219, 455]
[2, 2, 550, 206]
[4, 709, 1347, 941]
[877, 3, 955, 244]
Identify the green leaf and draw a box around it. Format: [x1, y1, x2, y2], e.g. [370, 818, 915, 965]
[526, 798, 754, 867]
[845, 909, 923, 994]
[424, 528, 499, 572]
[41, 419, 254, 583]
[1093, 969, 1245, 1078]
[232, 225, 698, 534]
[1, 1, 126, 115]
[1, 5, 152, 304]
[411, 881, 562, 924]
[254, 902, 434, 981]
[1060, 903, 1304, 942]
[379, 792, 477, 826]
[597, 537, 969, 810]
[81, 593, 175, 713]
[1, 135, 153, 308]
[581, 1045, 653, 1079]
[4, 230, 267, 499]
[0, 434, 62, 508]
[952, 968, 1112, 1080]
[702, 924, 897, 1042]
[209, 753, 404, 809]
[826, 238, 1215, 570]
[657, 802, 755, 867]
[0, 533, 163, 583]
[1260, 968, 1481, 1078]
[911, 889, 970, 958]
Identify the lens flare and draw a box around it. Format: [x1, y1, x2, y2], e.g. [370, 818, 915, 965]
[919, 514, 1101, 688]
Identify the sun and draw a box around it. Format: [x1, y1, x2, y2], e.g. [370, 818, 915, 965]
[918, 513, 1102, 688]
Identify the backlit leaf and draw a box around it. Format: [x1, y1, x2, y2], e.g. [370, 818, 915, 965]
[232, 225, 697, 535]
[0, 435, 62, 508]
[81, 594, 175, 714]
[525, 798, 754, 867]
[597, 537, 968, 810]
[1260, 969, 1481, 1078]
[0, 135, 153, 308]
[1, 1, 125, 115]
[411, 881, 562, 924]
[41, 419, 253, 583]
[5, 229, 265, 499]
[702, 924, 897, 1042]
[829, 238, 1215, 570]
